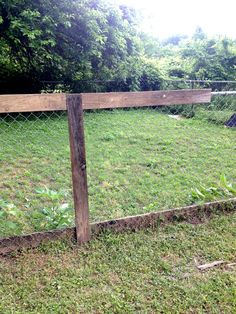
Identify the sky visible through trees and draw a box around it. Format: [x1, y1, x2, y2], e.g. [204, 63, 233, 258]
[115, 0, 236, 39]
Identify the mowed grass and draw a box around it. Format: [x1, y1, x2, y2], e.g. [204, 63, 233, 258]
[0, 109, 236, 236]
[0, 213, 236, 313]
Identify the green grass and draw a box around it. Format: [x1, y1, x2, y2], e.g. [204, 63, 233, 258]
[0, 213, 236, 313]
[195, 109, 235, 125]
[0, 109, 236, 236]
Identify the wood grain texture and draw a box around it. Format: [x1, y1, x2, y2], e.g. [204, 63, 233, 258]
[1, 198, 235, 254]
[67, 94, 90, 243]
[0, 89, 211, 113]
[0, 93, 66, 113]
[81, 89, 212, 109]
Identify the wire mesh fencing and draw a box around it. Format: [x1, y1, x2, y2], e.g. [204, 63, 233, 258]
[0, 86, 236, 242]
[0, 111, 73, 238]
[85, 104, 236, 220]
[161, 80, 236, 125]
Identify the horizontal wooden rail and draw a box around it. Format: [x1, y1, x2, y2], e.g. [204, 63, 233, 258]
[0, 93, 66, 113]
[81, 89, 211, 109]
[0, 89, 211, 113]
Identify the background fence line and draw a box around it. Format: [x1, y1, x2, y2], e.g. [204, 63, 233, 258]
[37, 79, 236, 94]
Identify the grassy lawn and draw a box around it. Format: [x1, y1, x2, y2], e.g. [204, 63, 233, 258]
[0, 212, 236, 313]
[0, 109, 236, 236]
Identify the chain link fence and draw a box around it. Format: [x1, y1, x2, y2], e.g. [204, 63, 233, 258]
[161, 80, 236, 125]
[0, 82, 236, 241]
[0, 111, 73, 238]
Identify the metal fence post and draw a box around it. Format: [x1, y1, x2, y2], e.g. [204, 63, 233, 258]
[67, 94, 90, 243]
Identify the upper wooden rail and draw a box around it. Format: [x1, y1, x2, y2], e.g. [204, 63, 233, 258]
[82, 89, 211, 109]
[0, 89, 211, 113]
[0, 93, 66, 113]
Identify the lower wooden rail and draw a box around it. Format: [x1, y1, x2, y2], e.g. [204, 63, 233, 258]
[1, 198, 235, 255]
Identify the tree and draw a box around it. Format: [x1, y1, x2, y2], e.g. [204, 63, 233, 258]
[0, 0, 144, 93]
[181, 36, 236, 81]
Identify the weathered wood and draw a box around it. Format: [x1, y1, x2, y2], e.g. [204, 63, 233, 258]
[0, 198, 235, 255]
[196, 260, 225, 271]
[0, 89, 211, 113]
[0, 228, 76, 255]
[67, 94, 90, 243]
[0, 93, 66, 113]
[81, 89, 212, 109]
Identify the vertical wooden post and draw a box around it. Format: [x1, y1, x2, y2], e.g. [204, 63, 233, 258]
[67, 94, 90, 243]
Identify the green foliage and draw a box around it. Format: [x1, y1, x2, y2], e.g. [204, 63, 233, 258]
[32, 187, 73, 230]
[0, 0, 147, 93]
[0, 187, 73, 236]
[35, 187, 66, 201]
[0, 199, 25, 235]
[105, 56, 163, 92]
[1, 1, 235, 92]
[31, 203, 73, 231]
[190, 175, 236, 203]
[143, 29, 236, 84]
[139, 57, 163, 90]
[180, 36, 236, 82]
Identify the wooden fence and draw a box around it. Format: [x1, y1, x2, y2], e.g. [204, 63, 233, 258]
[0, 89, 215, 250]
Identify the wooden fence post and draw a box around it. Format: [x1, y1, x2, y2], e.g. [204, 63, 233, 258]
[67, 94, 90, 243]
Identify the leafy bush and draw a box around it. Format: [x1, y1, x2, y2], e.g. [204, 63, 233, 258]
[29, 203, 73, 231]
[0, 187, 74, 237]
[190, 175, 236, 204]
